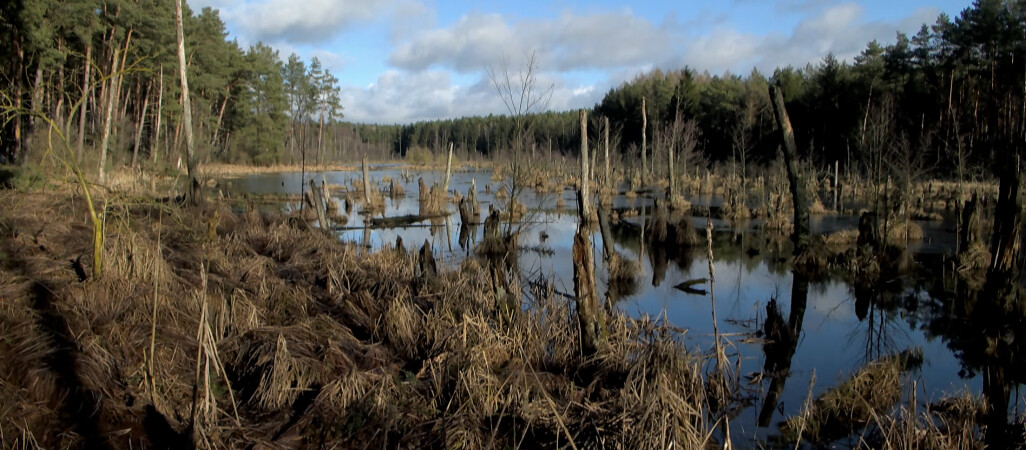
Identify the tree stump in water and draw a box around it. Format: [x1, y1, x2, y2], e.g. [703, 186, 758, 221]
[572, 226, 605, 356]
[958, 193, 979, 256]
[417, 240, 437, 280]
[856, 211, 879, 252]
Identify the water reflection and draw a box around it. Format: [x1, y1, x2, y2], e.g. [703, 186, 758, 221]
[225, 168, 1025, 444]
[758, 273, 809, 427]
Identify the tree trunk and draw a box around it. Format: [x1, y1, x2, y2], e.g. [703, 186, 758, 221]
[77, 43, 93, 163]
[641, 97, 647, 186]
[175, 0, 197, 186]
[317, 102, 325, 165]
[98, 46, 121, 183]
[443, 142, 454, 193]
[25, 65, 44, 162]
[210, 86, 230, 151]
[769, 82, 809, 256]
[573, 223, 605, 356]
[362, 155, 372, 204]
[309, 179, 328, 229]
[597, 204, 615, 262]
[151, 68, 164, 165]
[668, 128, 676, 200]
[579, 109, 592, 222]
[604, 116, 610, 187]
[131, 82, 151, 169]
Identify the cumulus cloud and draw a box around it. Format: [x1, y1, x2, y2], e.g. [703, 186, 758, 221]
[341, 71, 606, 124]
[677, 3, 939, 73]
[218, 0, 393, 44]
[388, 9, 681, 73]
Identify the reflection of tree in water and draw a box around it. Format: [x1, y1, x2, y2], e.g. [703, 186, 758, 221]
[848, 280, 913, 364]
[758, 273, 809, 427]
[646, 238, 696, 288]
[458, 223, 478, 253]
[926, 276, 1026, 446]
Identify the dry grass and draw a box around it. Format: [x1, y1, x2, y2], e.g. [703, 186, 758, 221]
[886, 220, 924, 244]
[781, 349, 923, 445]
[200, 162, 355, 176]
[0, 186, 727, 449]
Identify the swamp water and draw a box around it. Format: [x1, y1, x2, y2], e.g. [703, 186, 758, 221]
[224, 167, 1024, 445]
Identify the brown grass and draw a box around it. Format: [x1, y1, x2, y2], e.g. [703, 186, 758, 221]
[200, 162, 356, 176]
[781, 348, 923, 445]
[0, 186, 727, 449]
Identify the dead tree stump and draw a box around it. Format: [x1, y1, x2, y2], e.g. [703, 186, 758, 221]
[572, 225, 605, 355]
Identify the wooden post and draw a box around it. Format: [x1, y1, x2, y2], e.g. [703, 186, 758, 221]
[362, 155, 372, 204]
[443, 142, 454, 193]
[572, 225, 605, 355]
[580, 109, 592, 222]
[641, 97, 647, 186]
[769, 82, 809, 256]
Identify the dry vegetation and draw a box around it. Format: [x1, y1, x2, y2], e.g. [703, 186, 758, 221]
[0, 187, 725, 449]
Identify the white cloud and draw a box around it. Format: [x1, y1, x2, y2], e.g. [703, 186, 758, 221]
[217, 0, 395, 44]
[676, 3, 940, 73]
[388, 9, 681, 73]
[341, 71, 605, 124]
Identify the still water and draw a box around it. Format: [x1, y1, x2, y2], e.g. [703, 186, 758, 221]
[223, 167, 1024, 444]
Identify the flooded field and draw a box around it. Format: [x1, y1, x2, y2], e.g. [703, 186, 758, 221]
[220, 166, 1025, 444]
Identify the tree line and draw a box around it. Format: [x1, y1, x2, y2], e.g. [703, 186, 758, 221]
[2, 0, 1024, 181]
[362, 0, 1026, 181]
[1, 0, 344, 168]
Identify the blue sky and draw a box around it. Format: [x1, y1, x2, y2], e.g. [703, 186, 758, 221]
[191, 0, 972, 124]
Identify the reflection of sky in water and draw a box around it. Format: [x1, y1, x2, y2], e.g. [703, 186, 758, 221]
[226, 169, 1007, 443]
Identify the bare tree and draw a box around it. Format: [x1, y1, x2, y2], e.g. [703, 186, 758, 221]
[486, 50, 553, 234]
[175, 0, 196, 189]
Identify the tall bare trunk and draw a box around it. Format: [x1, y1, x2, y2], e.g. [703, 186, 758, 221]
[443, 142, 454, 193]
[98, 46, 121, 183]
[175, 0, 196, 184]
[362, 155, 372, 204]
[131, 82, 151, 169]
[77, 44, 92, 162]
[604, 116, 610, 186]
[641, 97, 647, 185]
[317, 102, 325, 164]
[210, 86, 230, 151]
[25, 66, 44, 162]
[579, 110, 592, 222]
[151, 68, 163, 165]
[769, 82, 809, 257]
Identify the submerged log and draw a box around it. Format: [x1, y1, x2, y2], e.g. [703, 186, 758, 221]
[367, 213, 449, 228]
[673, 278, 708, 295]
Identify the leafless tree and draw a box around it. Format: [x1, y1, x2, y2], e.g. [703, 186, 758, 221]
[486, 50, 553, 234]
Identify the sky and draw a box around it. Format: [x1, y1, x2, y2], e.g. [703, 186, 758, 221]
[189, 0, 973, 124]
